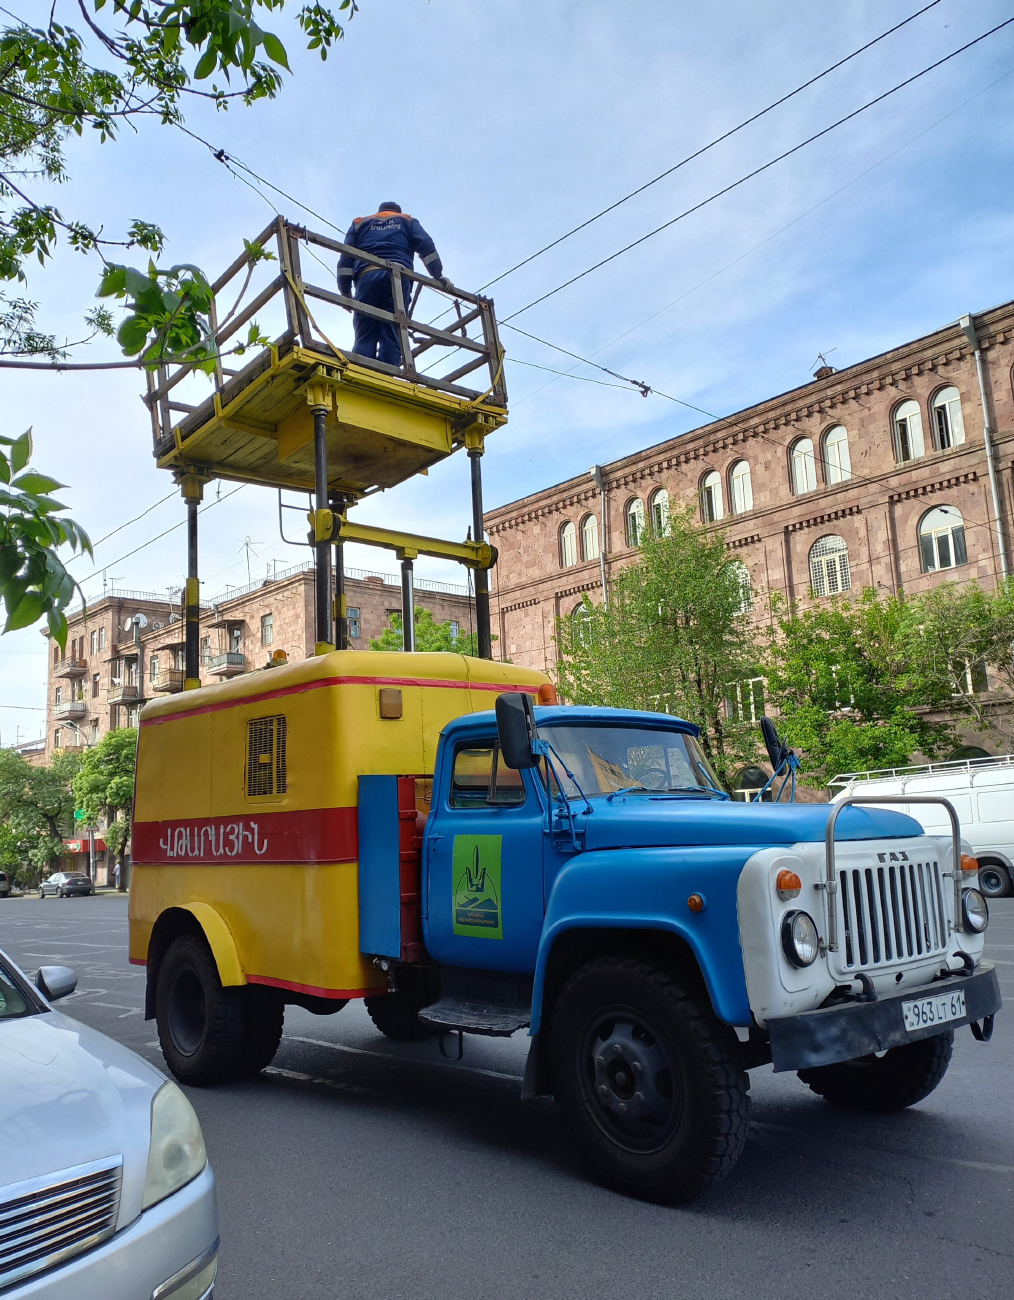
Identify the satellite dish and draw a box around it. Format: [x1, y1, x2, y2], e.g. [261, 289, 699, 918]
[123, 616, 133, 632]
[134, 613, 148, 628]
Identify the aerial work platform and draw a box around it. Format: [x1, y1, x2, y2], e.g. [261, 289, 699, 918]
[141, 216, 507, 678]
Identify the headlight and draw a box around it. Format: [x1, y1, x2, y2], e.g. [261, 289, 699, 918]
[142, 1081, 207, 1210]
[962, 888, 989, 934]
[781, 910, 819, 967]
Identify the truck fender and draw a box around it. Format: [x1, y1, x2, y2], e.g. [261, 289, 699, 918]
[182, 903, 246, 987]
[143, 903, 247, 1019]
[530, 847, 755, 1035]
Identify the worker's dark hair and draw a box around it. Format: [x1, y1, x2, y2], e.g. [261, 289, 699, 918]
[378, 201, 402, 213]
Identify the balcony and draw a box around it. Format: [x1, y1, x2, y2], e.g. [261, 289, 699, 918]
[53, 658, 87, 680]
[150, 669, 186, 694]
[108, 683, 143, 704]
[207, 652, 246, 678]
[54, 699, 87, 720]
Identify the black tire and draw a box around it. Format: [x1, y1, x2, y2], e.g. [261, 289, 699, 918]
[236, 986, 285, 1077]
[155, 934, 246, 1086]
[798, 1031, 953, 1111]
[547, 956, 750, 1204]
[57, 888, 64, 898]
[364, 989, 438, 1041]
[978, 862, 1012, 899]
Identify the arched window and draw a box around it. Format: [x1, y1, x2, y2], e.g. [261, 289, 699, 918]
[822, 425, 851, 484]
[729, 460, 753, 515]
[560, 521, 577, 568]
[893, 399, 925, 462]
[580, 513, 599, 561]
[918, 505, 967, 572]
[571, 600, 593, 646]
[649, 487, 670, 533]
[790, 438, 817, 494]
[731, 561, 751, 613]
[932, 387, 965, 450]
[809, 534, 851, 597]
[701, 471, 723, 523]
[625, 498, 645, 547]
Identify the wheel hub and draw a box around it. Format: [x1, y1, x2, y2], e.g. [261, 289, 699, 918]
[167, 966, 207, 1056]
[588, 1017, 677, 1141]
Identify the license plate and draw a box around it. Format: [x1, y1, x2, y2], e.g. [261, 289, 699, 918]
[902, 989, 966, 1032]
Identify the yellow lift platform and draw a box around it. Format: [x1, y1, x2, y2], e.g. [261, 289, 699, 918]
[143, 216, 507, 680]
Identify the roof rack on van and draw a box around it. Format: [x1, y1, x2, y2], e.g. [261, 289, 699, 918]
[829, 753, 1014, 792]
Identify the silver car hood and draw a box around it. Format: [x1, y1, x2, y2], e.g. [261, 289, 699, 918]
[0, 1010, 165, 1226]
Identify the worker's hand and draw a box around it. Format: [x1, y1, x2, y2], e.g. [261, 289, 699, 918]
[437, 276, 454, 293]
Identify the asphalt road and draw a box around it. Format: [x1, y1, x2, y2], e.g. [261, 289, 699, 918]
[1, 894, 1011, 1300]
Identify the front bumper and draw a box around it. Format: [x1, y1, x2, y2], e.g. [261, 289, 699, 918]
[8, 1164, 218, 1300]
[767, 963, 1001, 1073]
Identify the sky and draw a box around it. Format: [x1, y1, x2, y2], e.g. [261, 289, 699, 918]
[3, 0, 1014, 744]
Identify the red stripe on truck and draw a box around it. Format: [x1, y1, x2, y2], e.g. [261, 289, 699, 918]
[131, 806, 358, 865]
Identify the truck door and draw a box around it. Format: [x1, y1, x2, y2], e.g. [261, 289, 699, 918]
[424, 736, 546, 973]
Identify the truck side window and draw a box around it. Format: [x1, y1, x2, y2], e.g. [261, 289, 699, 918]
[450, 743, 526, 809]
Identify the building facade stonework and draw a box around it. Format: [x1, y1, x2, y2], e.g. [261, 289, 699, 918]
[486, 304, 1014, 698]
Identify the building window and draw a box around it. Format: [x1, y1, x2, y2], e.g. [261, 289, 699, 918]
[790, 438, 817, 494]
[347, 607, 361, 639]
[150, 654, 159, 679]
[571, 601, 593, 646]
[919, 505, 967, 572]
[729, 461, 753, 515]
[581, 513, 599, 561]
[726, 677, 765, 723]
[91, 673, 99, 699]
[649, 488, 670, 533]
[560, 521, 577, 568]
[625, 498, 645, 548]
[893, 399, 925, 462]
[731, 561, 752, 613]
[127, 706, 140, 728]
[200, 636, 210, 665]
[90, 720, 99, 744]
[932, 386, 965, 450]
[809, 534, 851, 597]
[822, 425, 851, 484]
[55, 686, 62, 705]
[229, 625, 243, 653]
[90, 630, 97, 654]
[98, 627, 106, 651]
[53, 645, 59, 666]
[261, 612, 274, 646]
[54, 729, 61, 748]
[956, 657, 989, 696]
[700, 472, 723, 523]
[449, 620, 459, 642]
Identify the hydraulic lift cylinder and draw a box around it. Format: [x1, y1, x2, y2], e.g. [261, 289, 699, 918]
[181, 478, 203, 690]
[468, 444, 492, 659]
[401, 559, 416, 652]
[313, 404, 334, 654]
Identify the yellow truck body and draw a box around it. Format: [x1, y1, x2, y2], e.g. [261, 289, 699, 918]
[129, 651, 549, 1000]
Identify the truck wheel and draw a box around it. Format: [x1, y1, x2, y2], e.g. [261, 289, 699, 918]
[236, 986, 285, 1077]
[798, 1031, 953, 1111]
[548, 956, 750, 1203]
[364, 990, 438, 1041]
[156, 934, 246, 1086]
[978, 862, 1012, 898]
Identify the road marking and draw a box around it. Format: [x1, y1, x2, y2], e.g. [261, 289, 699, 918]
[749, 1121, 1014, 1174]
[264, 1066, 369, 1095]
[283, 1034, 523, 1084]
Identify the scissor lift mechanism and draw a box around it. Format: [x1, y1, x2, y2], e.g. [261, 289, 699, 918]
[143, 216, 507, 684]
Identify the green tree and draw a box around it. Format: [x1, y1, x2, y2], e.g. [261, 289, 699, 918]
[0, 746, 82, 885]
[73, 727, 137, 886]
[369, 606, 479, 655]
[765, 588, 956, 784]
[555, 507, 760, 788]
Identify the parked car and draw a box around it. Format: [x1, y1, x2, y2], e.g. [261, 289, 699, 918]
[38, 871, 94, 898]
[0, 871, 10, 897]
[831, 753, 1014, 897]
[0, 947, 219, 1298]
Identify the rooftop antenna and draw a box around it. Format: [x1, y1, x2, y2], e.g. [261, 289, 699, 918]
[811, 348, 838, 379]
[240, 536, 264, 586]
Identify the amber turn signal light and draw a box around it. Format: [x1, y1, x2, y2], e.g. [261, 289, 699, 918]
[537, 683, 559, 705]
[776, 869, 802, 901]
[687, 893, 706, 913]
[960, 854, 979, 874]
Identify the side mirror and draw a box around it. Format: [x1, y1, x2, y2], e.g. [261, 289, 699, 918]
[495, 692, 538, 770]
[36, 965, 77, 1002]
[760, 716, 791, 772]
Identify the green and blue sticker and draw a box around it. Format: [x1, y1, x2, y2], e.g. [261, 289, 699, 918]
[452, 834, 503, 939]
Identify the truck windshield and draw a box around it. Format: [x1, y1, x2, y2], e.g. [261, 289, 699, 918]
[538, 724, 724, 797]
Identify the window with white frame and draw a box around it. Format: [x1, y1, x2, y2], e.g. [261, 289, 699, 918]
[581, 513, 599, 561]
[932, 387, 965, 450]
[90, 720, 99, 744]
[199, 636, 210, 664]
[626, 498, 645, 547]
[90, 630, 97, 654]
[822, 425, 851, 484]
[150, 654, 159, 679]
[54, 729, 61, 748]
[571, 600, 593, 646]
[809, 534, 851, 597]
[449, 620, 459, 642]
[726, 676, 765, 723]
[261, 612, 274, 646]
[918, 505, 967, 572]
[347, 607, 361, 639]
[97, 627, 106, 651]
[54, 686, 62, 705]
[700, 472, 723, 523]
[649, 487, 670, 533]
[730, 460, 753, 515]
[730, 561, 752, 613]
[790, 438, 817, 494]
[955, 656, 989, 696]
[560, 521, 578, 568]
[893, 399, 925, 461]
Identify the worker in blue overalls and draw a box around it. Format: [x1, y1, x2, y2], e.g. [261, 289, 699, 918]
[337, 203, 450, 367]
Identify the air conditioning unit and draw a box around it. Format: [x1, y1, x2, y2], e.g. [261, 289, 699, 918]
[152, 621, 164, 629]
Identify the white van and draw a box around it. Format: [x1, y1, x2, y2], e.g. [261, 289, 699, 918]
[830, 755, 1014, 897]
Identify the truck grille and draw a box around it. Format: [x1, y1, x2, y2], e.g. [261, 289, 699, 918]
[838, 859, 949, 970]
[0, 1157, 121, 1290]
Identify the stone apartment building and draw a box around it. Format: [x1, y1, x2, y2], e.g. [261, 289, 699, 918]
[486, 300, 1014, 759]
[44, 561, 474, 762]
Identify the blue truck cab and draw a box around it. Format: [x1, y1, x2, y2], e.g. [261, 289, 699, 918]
[358, 698, 1001, 1202]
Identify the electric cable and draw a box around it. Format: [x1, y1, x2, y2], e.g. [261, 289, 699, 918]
[501, 14, 1014, 323]
[66, 489, 178, 562]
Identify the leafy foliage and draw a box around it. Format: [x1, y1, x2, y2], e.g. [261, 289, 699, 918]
[72, 728, 137, 880]
[555, 507, 760, 788]
[369, 606, 479, 655]
[0, 747, 82, 885]
[0, 428, 91, 647]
